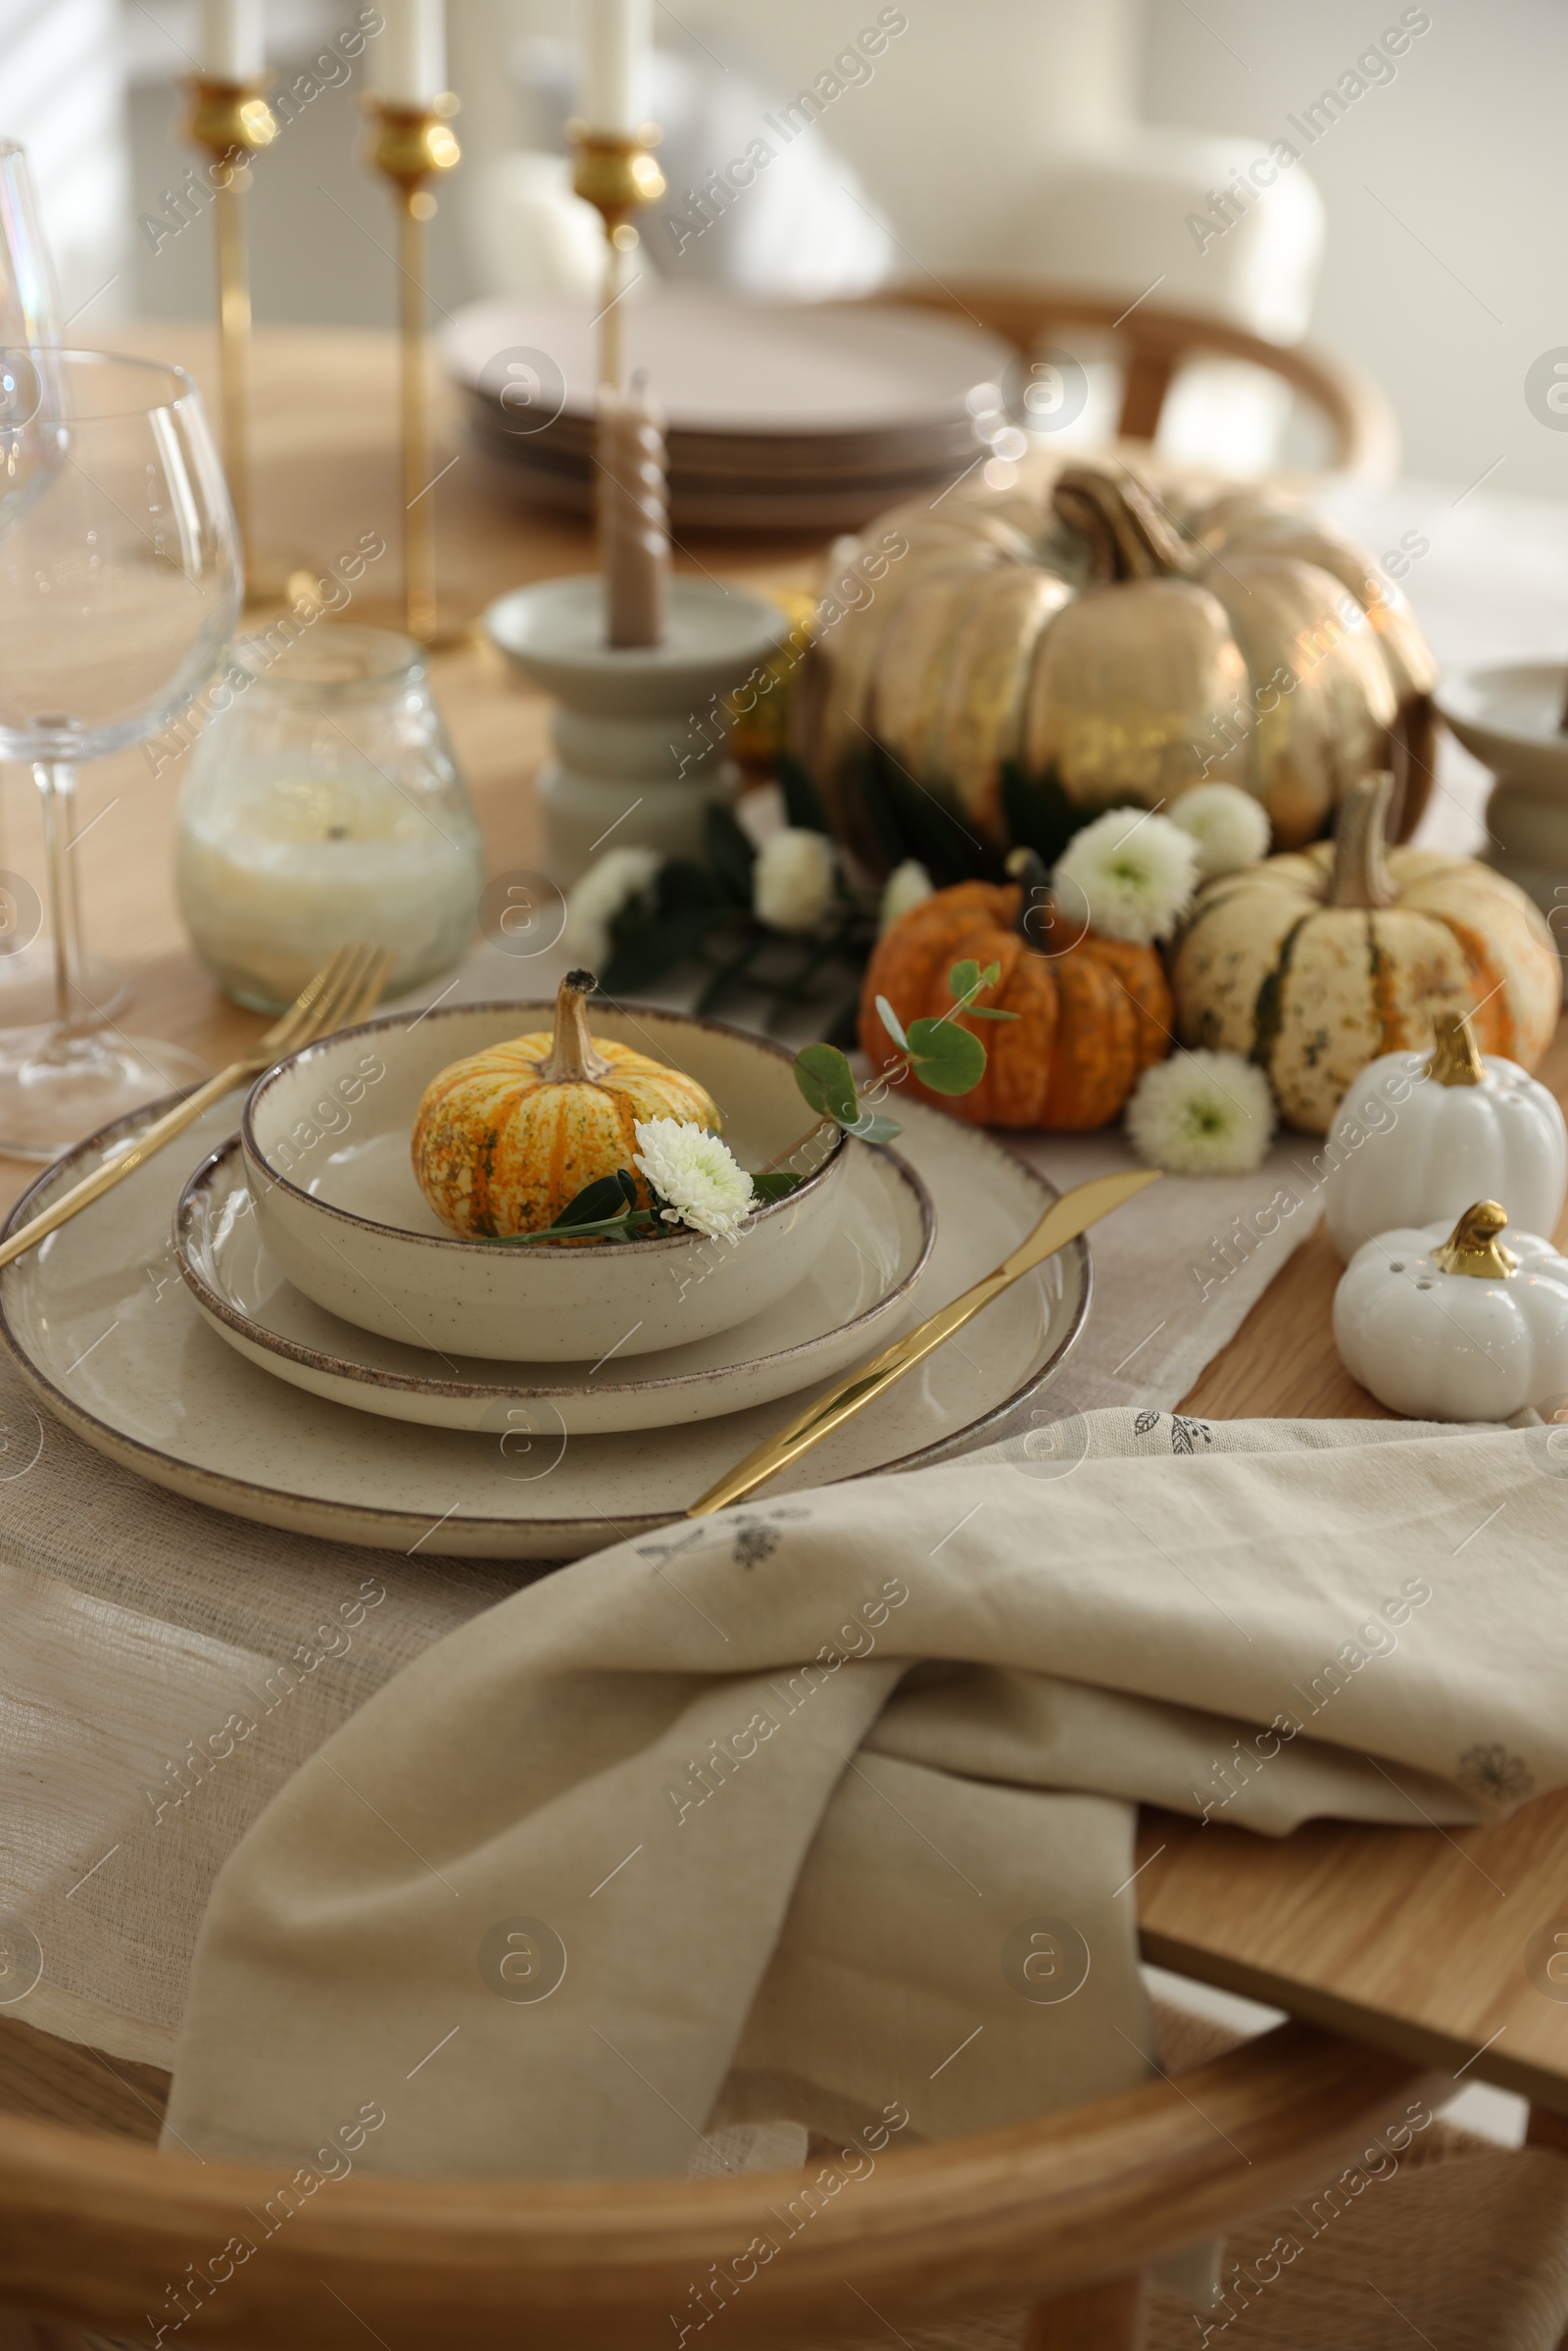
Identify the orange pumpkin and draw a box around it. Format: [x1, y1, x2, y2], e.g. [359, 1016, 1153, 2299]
[412, 971, 718, 1237]
[859, 879, 1171, 1129]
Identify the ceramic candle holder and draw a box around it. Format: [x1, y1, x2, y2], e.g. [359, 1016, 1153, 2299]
[483, 575, 788, 885]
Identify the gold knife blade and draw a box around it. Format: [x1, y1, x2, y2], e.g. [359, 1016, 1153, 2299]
[685, 1164, 1159, 1517]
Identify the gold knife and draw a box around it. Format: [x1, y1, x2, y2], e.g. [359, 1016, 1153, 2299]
[686, 1164, 1160, 1516]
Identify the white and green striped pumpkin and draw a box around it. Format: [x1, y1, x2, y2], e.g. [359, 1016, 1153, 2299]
[1171, 773, 1561, 1133]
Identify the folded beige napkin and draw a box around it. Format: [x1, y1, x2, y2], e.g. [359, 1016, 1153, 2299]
[165, 1411, 1565, 2180]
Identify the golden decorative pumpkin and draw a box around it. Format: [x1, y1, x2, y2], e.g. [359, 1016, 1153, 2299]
[1172, 774, 1561, 1134]
[411, 971, 718, 1237]
[858, 870, 1170, 1130]
[792, 460, 1437, 879]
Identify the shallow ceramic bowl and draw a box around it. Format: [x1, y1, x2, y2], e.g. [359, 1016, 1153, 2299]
[240, 1001, 849, 1361]
[1437, 662, 1568, 793]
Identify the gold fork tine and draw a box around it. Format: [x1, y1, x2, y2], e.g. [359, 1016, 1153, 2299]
[0, 944, 391, 1274]
[339, 949, 394, 1030]
[262, 944, 364, 1057]
[324, 945, 393, 1037]
[290, 943, 381, 1047]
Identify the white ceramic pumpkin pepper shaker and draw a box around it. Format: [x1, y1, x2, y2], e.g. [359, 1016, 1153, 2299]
[1325, 1011, 1567, 1260]
[1334, 1199, 1568, 1420]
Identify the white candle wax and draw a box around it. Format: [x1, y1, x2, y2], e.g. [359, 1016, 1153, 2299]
[200, 0, 264, 78]
[377, 0, 447, 104]
[582, 0, 651, 133]
[176, 764, 481, 1011]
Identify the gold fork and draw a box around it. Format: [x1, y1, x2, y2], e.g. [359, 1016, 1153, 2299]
[0, 944, 393, 1272]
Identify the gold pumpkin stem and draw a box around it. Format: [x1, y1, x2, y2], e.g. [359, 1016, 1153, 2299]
[1431, 1199, 1518, 1279]
[1051, 463, 1192, 585]
[538, 968, 612, 1083]
[1427, 1010, 1486, 1088]
[1328, 771, 1397, 909]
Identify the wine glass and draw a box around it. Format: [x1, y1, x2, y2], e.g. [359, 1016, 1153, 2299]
[0, 138, 109, 1034]
[0, 348, 242, 1158]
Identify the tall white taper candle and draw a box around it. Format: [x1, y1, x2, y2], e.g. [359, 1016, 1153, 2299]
[378, 0, 447, 105]
[583, 0, 651, 133]
[200, 0, 264, 78]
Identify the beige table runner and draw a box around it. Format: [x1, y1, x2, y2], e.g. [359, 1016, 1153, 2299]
[164, 1414, 1558, 2180]
[0, 944, 1329, 2069]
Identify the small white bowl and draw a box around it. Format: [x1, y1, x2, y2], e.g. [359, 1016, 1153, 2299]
[239, 1001, 848, 1362]
[1438, 661, 1568, 794]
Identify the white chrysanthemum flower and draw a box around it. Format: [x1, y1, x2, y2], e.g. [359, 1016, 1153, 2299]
[753, 826, 836, 932]
[1171, 783, 1271, 881]
[562, 845, 662, 967]
[633, 1118, 755, 1243]
[1051, 808, 1199, 946]
[1126, 1051, 1276, 1176]
[878, 857, 935, 933]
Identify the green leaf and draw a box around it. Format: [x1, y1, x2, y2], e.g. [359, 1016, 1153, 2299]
[488, 1205, 662, 1246]
[906, 1015, 987, 1095]
[553, 1172, 638, 1229]
[966, 1005, 1020, 1021]
[794, 1041, 859, 1125]
[703, 801, 759, 906]
[750, 1169, 806, 1201]
[875, 994, 908, 1052]
[1000, 757, 1089, 871]
[776, 751, 831, 835]
[842, 1108, 903, 1144]
[949, 957, 983, 1001]
[601, 906, 718, 994]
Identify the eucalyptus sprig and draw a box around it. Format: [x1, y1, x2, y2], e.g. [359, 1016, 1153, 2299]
[791, 957, 1016, 1146]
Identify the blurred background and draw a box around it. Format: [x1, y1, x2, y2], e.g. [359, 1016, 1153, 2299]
[16, 0, 1565, 495]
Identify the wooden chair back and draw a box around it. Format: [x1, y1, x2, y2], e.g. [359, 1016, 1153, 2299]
[0, 2022, 1430, 2349]
[864, 280, 1399, 481]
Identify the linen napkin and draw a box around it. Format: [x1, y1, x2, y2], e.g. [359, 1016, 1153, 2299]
[165, 1411, 1565, 2180]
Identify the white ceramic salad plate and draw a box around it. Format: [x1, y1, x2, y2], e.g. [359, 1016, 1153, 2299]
[0, 1089, 1091, 1560]
[175, 1135, 934, 1436]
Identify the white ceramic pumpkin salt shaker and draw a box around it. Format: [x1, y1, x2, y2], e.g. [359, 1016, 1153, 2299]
[1325, 1012, 1566, 1261]
[1334, 1200, 1568, 1420]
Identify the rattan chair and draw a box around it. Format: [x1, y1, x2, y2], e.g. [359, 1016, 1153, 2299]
[0, 2019, 1430, 2350]
[862, 280, 1399, 482]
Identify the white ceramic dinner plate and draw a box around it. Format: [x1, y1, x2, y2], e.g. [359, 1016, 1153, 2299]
[174, 1135, 934, 1436]
[440, 292, 1013, 438]
[0, 1090, 1090, 1559]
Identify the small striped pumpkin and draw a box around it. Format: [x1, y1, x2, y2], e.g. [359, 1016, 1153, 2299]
[1171, 773, 1560, 1133]
[412, 971, 718, 1237]
[858, 874, 1171, 1129]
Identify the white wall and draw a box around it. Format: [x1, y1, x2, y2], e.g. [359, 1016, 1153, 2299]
[1140, 0, 1568, 498]
[88, 0, 1568, 500]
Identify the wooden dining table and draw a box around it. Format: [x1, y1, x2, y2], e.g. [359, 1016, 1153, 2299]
[4, 320, 1568, 2155]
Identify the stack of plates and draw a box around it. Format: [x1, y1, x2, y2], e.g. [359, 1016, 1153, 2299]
[0, 1091, 1090, 1562]
[440, 293, 1016, 531]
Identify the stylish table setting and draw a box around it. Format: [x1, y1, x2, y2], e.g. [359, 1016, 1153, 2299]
[0, 306, 1564, 2141]
[5, 11, 1568, 2336]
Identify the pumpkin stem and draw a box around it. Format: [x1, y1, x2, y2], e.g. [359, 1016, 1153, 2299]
[1052, 463, 1193, 586]
[538, 969, 612, 1084]
[1328, 771, 1397, 909]
[1431, 1199, 1518, 1279]
[1427, 1010, 1486, 1088]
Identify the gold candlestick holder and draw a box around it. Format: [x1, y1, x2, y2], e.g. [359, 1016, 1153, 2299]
[183, 75, 278, 595]
[365, 96, 461, 646]
[568, 123, 665, 393]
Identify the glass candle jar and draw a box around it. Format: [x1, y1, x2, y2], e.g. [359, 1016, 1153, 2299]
[175, 624, 484, 1012]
